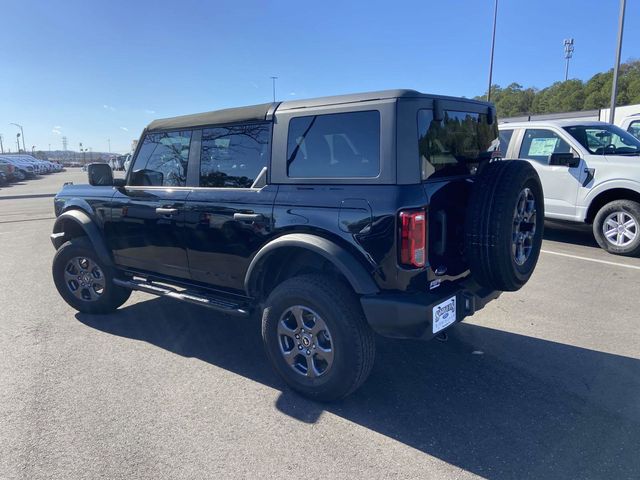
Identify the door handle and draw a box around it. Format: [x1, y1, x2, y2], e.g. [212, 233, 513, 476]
[233, 212, 264, 222]
[156, 207, 178, 216]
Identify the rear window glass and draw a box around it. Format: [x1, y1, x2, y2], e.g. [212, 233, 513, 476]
[287, 111, 380, 178]
[418, 109, 498, 180]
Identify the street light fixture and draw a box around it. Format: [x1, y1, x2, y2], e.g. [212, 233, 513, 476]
[9, 123, 26, 152]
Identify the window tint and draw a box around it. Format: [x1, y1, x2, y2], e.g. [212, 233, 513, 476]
[628, 120, 640, 141]
[519, 129, 571, 164]
[130, 131, 192, 186]
[418, 109, 498, 180]
[200, 123, 271, 188]
[287, 111, 380, 178]
[499, 129, 514, 155]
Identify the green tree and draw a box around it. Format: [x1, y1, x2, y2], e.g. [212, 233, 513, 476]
[476, 59, 640, 118]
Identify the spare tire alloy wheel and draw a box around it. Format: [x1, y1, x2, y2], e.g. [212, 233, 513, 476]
[64, 256, 106, 302]
[602, 211, 637, 247]
[278, 305, 334, 378]
[512, 187, 537, 266]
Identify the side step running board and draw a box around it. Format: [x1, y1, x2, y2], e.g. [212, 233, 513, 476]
[113, 278, 250, 317]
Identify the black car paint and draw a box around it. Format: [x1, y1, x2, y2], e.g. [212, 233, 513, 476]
[52, 91, 497, 339]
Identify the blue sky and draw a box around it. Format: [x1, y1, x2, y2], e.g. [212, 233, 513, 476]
[1, 0, 638, 154]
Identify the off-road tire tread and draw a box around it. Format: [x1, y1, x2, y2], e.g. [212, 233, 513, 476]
[261, 273, 375, 401]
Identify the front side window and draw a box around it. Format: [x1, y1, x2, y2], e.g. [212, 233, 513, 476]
[519, 129, 571, 164]
[129, 131, 192, 186]
[418, 109, 498, 180]
[564, 124, 640, 156]
[629, 120, 640, 140]
[287, 111, 380, 178]
[200, 123, 271, 188]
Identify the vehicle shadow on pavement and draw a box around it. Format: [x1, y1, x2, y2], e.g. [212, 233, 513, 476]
[543, 220, 600, 249]
[76, 298, 640, 480]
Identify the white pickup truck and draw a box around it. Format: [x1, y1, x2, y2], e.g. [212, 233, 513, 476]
[499, 119, 640, 256]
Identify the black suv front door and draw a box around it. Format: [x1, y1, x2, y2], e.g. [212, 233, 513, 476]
[183, 123, 276, 292]
[106, 130, 194, 279]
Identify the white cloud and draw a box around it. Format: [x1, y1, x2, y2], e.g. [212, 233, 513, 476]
[103, 104, 116, 111]
[145, 109, 156, 114]
[54, 125, 62, 129]
[289, 92, 297, 96]
[52, 128, 62, 135]
[120, 126, 129, 132]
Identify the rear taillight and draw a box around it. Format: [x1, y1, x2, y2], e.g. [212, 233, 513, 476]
[399, 209, 427, 268]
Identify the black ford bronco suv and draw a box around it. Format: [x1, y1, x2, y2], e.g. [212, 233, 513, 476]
[51, 90, 543, 400]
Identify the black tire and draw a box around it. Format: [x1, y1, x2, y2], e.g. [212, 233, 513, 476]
[52, 237, 131, 313]
[261, 274, 375, 401]
[593, 200, 640, 256]
[465, 160, 544, 292]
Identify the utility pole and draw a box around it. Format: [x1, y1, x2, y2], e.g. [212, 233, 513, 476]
[108, 138, 111, 154]
[486, 0, 498, 102]
[16, 134, 21, 152]
[10, 123, 25, 152]
[270, 76, 278, 102]
[563, 38, 574, 81]
[0, 134, 4, 154]
[610, 0, 626, 124]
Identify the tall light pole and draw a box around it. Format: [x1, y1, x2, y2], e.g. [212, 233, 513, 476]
[610, 0, 626, 124]
[270, 76, 278, 102]
[108, 138, 111, 154]
[563, 38, 575, 81]
[9, 123, 25, 152]
[16, 133, 21, 152]
[0, 134, 4, 154]
[486, 0, 498, 102]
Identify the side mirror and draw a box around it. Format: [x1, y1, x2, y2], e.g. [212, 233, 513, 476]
[487, 105, 496, 125]
[87, 163, 114, 186]
[549, 152, 580, 168]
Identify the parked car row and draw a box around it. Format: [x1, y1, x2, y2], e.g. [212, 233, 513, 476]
[0, 154, 65, 185]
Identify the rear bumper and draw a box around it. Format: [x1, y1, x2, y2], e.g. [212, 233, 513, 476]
[360, 278, 500, 340]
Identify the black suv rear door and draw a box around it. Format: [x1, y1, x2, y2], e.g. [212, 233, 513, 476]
[184, 123, 276, 292]
[106, 130, 195, 279]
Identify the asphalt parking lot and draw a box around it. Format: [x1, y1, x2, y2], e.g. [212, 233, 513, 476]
[1, 170, 638, 480]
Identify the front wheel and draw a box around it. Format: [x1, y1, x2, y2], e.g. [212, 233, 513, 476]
[593, 200, 640, 256]
[261, 274, 375, 401]
[52, 237, 131, 313]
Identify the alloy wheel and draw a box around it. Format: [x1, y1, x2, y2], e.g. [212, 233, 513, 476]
[602, 211, 637, 247]
[63, 256, 106, 302]
[512, 187, 537, 266]
[277, 305, 334, 378]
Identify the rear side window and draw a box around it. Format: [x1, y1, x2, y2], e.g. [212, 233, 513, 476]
[418, 109, 498, 180]
[200, 123, 271, 188]
[130, 131, 192, 186]
[519, 129, 571, 164]
[287, 111, 380, 178]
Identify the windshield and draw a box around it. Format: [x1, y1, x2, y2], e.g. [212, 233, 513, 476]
[564, 124, 640, 156]
[418, 109, 498, 180]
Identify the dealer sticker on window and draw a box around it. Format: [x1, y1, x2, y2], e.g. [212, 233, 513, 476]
[432, 296, 457, 334]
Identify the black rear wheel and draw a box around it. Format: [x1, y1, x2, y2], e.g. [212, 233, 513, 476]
[261, 274, 375, 401]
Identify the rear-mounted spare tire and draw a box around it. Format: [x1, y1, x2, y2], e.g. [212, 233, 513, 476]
[465, 160, 544, 292]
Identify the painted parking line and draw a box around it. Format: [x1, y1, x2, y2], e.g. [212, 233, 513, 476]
[541, 249, 640, 271]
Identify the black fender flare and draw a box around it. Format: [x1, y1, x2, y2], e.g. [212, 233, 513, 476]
[51, 210, 114, 267]
[244, 233, 380, 297]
